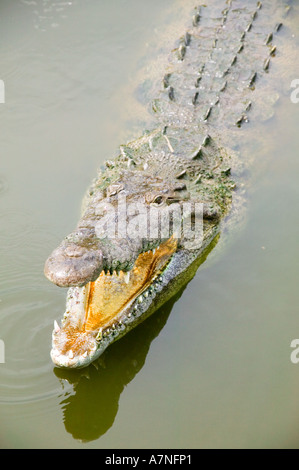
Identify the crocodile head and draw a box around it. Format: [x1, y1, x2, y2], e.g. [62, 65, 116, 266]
[45, 168, 207, 368]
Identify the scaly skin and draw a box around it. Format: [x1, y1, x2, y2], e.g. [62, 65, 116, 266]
[45, 0, 288, 368]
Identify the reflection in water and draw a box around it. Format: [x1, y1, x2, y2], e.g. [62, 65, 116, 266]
[54, 236, 219, 442]
[56, 299, 173, 441]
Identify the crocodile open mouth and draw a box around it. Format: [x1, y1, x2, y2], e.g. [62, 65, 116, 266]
[51, 236, 177, 367]
[84, 236, 177, 332]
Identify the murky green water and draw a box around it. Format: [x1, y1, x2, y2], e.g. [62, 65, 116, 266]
[0, 0, 299, 448]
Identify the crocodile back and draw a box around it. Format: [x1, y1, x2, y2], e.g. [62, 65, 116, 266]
[152, 0, 291, 132]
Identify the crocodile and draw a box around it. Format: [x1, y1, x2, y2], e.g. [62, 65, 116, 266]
[44, 0, 290, 368]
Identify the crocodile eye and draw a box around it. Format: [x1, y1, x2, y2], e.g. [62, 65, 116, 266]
[153, 195, 164, 205]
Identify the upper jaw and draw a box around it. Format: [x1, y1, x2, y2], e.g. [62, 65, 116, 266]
[44, 231, 166, 288]
[44, 175, 189, 288]
[44, 229, 151, 288]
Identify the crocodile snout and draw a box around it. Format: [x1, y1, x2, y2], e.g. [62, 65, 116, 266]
[44, 242, 103, 287]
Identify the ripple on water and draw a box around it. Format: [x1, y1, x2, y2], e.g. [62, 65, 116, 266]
[0, 209, 41, 249]
[0, 209, 61, 293]
[0, 209, 72, 405]
[0, 287, 72, 405]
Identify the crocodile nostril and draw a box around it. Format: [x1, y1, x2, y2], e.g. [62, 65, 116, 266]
[64, 245, 85, 258]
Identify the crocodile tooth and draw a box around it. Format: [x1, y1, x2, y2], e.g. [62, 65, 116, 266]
[124, 271, 130, 284]
[153, 248, 156, 255]
[82, 351, 88, 358]
[54, 320, 60, 333]
[96, 329, 102, 342]
[138, 296, 143, 303]
[144, 291, 149, 298]
[69, 350, 74, 359]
